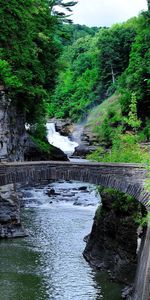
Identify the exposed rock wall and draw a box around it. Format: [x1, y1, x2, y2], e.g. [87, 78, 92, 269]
[49, 118, 74, 137]
[0, 91, 27, 161]
[83, 189, 140, 285]
[133, 225, 150, 300]
[0, 183, 27, 238]
[0, 92, 27, 237]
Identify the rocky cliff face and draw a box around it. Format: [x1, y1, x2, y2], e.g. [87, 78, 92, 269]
[0, 91, 27, 161]
[83, 189, 140, 285]
[0, 184, 27, 238]
[0, 92, 27, 237]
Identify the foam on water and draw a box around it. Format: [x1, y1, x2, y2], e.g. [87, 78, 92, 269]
[22, 181, 101, 211]
[46, 123, 78, 156]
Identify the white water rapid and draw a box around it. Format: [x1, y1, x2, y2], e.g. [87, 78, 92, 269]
[46, 122, 78, 156]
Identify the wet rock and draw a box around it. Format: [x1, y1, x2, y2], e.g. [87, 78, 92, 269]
[22, 191, 33, 198]
[84, 234, 90, 243]
[121, 285, 134, 299]
[78, 186, 87, 191]
[62, 192, 76, 197]
[24, 137, 69, 161]
[81, 125, 98, 145]
[0, 184, 28, 238]
[73, 144, 98, 158]
[71, 122, 99, 158]
[73, 201, 82, 206]
[46, 188, 61, 197]
[49, 118, 74, 136]
[0, 224, 28, 238]
[83, 189, 139, 284]
[46, 188, 55, 196]
[73, 198, 94, 206]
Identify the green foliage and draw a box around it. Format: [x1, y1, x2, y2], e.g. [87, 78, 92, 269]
[0, 59, 22, 88]
[30, 135, 52, 153]
[0, 0, 76, 125]
[118, 11, 150, 122]
[124, 93, 141, 131]
[95, 106, 124, 145]
[85, 94, 124, 146]
[48, 19, 136, 121]
[95, 188, 142, 225]
[59, 24, 99, 46]
[96, 22, 136, 99]
[88, 133, 150, 163]
[139, 119, 150, 142]
[48, 34, 99, 120]
[102, 188, 137, 213]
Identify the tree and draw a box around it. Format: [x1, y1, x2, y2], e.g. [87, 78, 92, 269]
[0, 0, 77, 126]
[119, 10, 150, 122]
[96, 22, 136, 99]
[48, 34, 100, 120]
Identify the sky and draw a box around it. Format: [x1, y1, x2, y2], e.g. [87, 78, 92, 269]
[70, 0, 148, 27]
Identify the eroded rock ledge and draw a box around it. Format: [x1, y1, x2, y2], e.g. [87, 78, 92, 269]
[83, 188, 141, 285]
[0, 184, 28, 238]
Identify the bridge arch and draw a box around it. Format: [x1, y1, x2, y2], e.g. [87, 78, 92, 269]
[0, 161, 150, 211]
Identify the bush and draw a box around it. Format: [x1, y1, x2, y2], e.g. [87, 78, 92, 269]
[87, 133, 150, 163]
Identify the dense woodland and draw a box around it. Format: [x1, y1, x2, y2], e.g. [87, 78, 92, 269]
[0, 0, 150, 163]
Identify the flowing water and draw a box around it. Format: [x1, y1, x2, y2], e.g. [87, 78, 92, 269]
[46, 123, 78, 156]
[0, 181, 123, 300]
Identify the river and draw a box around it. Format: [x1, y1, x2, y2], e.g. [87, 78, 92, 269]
[0, 181, 123, 300]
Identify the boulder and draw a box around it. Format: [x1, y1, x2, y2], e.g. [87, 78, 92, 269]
[73, 144, 98, 158]
[49, 118, 74, 137]
[24, 136, 69, 161]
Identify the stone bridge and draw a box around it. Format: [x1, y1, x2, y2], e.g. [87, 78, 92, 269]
[0, 161, 150, 210]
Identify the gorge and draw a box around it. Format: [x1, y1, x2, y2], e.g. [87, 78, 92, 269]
[0, 1, 150, 299]
[0, 91, 150, 299]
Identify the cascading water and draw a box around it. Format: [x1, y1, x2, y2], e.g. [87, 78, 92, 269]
[46, 122, 78, 156]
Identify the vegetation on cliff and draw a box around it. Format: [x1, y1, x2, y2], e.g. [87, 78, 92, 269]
[49, 19, 137, 120]
[0, 0, 76, 126]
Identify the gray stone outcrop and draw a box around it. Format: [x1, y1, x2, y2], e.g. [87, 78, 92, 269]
[0, 184, 27, 238]
[0, 91, 27, 161]
[133, 224, 150, 300]
[83, 189, 140, 284]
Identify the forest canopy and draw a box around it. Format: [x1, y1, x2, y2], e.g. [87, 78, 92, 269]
[0, 0, 149, 140]
[0, 0, 77, 124]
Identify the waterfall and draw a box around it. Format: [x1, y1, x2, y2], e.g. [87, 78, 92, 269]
[46, 122, 78, 156]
